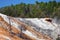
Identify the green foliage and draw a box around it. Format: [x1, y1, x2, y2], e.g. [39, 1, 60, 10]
[0, 1, 60, 18]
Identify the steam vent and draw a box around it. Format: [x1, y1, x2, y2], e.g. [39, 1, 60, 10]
[0, 13, 60, 40]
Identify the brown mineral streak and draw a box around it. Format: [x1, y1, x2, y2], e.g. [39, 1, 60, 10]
[0, 15, 52, 40]
[9, 16, 52, 40]
[0, 16, 35, 40]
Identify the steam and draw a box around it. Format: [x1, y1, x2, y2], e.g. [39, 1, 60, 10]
[53, 17, 60, 39]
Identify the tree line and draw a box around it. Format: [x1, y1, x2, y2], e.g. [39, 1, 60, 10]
[0, 1, 60, 18]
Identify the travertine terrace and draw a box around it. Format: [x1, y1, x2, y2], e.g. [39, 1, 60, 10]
[0, 13, 59, 40]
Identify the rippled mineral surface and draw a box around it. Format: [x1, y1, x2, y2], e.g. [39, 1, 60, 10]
[0, 13, 60, 40]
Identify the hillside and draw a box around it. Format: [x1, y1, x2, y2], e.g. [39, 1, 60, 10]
[0, 13, 60, 40]
[0, 1, 60, 18]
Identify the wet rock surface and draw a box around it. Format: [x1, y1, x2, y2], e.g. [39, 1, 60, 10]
[0, 13, 59, 40]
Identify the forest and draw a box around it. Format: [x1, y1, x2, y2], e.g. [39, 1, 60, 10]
[0, 0, 60, 18]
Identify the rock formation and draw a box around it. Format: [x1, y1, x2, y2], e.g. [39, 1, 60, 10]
[0, 13, 59, 40]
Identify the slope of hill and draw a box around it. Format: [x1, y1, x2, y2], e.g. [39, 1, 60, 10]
[0, 13, 59, 40]
[0, 1, 60, 18]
